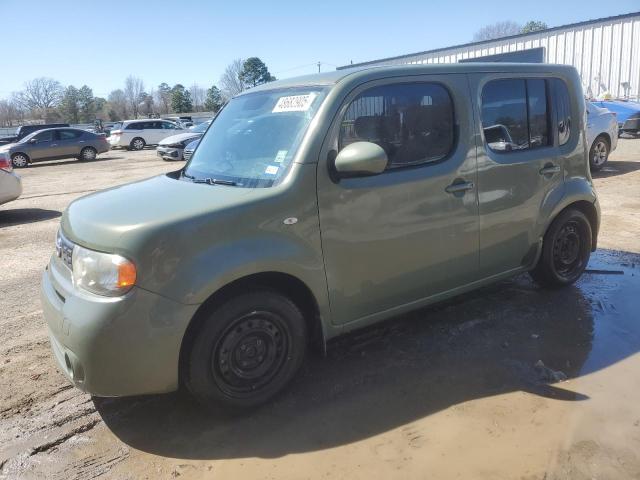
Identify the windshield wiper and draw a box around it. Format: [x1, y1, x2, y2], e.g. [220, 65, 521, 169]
[182, 171, 239, 186]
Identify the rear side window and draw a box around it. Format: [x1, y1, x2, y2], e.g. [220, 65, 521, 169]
[339, 82, 454, 168]
[481, 78, 550, 152]
[551, 79, 572, 145]
[58, 129, 82, 140]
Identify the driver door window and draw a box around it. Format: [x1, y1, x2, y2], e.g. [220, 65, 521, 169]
[339, 82, 455, 169]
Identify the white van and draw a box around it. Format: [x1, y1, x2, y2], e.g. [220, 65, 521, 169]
[108, 120, 187, 150]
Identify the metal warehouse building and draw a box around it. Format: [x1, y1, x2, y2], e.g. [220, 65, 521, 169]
[339, 12, 640, 100]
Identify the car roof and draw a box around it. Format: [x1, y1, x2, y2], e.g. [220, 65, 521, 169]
[241, 62, 579, 95]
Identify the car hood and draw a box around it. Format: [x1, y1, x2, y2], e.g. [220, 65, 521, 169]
[62, 173, 267, 250]
[158, 133, 202, 146]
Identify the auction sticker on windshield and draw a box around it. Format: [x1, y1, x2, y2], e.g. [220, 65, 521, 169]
[272, 93, 317, 113]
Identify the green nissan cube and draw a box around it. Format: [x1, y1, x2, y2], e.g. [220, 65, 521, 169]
[41, 63, 600, 409]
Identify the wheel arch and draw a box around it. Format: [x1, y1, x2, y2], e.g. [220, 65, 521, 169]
[546, 200, 599, 252]
[178, 271, 325, 386]
[593, 132, 611, 149]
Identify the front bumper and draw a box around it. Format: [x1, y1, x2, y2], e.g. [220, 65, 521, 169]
[41, 254, 199, 397]
[156, 146, 184, 161]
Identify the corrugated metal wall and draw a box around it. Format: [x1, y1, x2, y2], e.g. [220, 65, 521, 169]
[347, 13, 640, 100]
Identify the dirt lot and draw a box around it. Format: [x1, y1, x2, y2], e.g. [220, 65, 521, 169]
[1, 141, 640, 479]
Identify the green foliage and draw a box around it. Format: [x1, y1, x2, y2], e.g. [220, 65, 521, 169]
[171, 84, 193, 113]
[77, 85, 95, 122]
[204, 85, 224, 112]
[521, 20, 548, 34]
[60, 86, 80, 123]
[239, 57, 276, 88]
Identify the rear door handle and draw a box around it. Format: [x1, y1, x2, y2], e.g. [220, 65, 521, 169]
[539, 164, 561, 176]
[445, 181, 475, 194]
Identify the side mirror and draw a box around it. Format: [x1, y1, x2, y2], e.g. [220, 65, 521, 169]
[29, 138, 37, 144]
[334, 141, 388, 177]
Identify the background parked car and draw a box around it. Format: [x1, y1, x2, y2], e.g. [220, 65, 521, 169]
[182, 138, 200, 162]
[586, 102, 618, 171]
[1, 128, 110, 168]
[156, 121, 210, 161]
[591, 99, 640, 137]
[108, 120, 187, 150]
[0, 123, 70, 146]
[0, 153, 22, 205]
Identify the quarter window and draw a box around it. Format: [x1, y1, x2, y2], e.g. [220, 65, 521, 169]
[339, 83, 454, 168]
[551, 79, 571, 145]
[481, 78, 550, 152]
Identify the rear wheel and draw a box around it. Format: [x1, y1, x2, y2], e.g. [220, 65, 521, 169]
[129, 137, 145, 151]
[185, 290, 307, 410]
[79, 146, 97, 161]
[530, 209, 592, 288]
[11, 153, 29, 168]
[589, 135, 609, 171]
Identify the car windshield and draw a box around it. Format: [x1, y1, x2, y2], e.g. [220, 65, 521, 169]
[184, 87, 326, 188]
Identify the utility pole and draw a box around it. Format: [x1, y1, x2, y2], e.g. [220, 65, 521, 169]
[317, 61, 321, 73]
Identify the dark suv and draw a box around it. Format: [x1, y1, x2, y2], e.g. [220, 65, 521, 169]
[0, 123, 70, 145]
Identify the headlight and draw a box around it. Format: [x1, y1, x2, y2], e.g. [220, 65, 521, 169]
[72, 244, 137, 296]
[165, 143, 184, 149]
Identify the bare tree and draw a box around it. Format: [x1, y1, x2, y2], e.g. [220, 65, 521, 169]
[0, 98, 23, 126]
[189, 84, 206, 112]
[220, 59, 246, 100]
[473, 21, 522, 41]
[124, 75, 145, 118]
[15, 77, 64, 119]
[107, 89, 128, 120]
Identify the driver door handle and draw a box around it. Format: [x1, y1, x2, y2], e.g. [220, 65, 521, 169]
[445, 181, 475, 194]
[539, 164, 561, 176]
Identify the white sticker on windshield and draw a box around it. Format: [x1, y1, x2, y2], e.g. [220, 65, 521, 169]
[272, 93, 317, 113]
[265, 165, 279, 175]
[274, 150, 287, 163]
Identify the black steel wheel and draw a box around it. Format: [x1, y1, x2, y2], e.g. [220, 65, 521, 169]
[186, 290, 307, 409]
[530, 209, 592, 288]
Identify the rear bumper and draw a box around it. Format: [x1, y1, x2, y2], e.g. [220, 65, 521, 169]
[0, 171, 22, 205]
[41, 258, 199, 397]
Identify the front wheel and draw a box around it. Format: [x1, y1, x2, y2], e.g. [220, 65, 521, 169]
[11, 153, 29, 168]
[530, 209, 592, 288]
[185, 290, 307, 410]
[589, 135, 610, 171]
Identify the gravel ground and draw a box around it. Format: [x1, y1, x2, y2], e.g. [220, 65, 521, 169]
[0, 140, 639, 479]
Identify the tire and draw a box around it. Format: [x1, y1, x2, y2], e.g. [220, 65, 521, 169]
[129, 137, 145, 151]
[11, 153, 29, 168]
[589, 135, 610, 171]
[79, 146, 97, 161]
[185, 290, 307, 410]
[530, 209, 592, 288]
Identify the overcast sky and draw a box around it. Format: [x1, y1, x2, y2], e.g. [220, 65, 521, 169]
[2, 0, 638, 98]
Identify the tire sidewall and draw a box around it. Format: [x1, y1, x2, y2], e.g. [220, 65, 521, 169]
[589, 135, 609, 171]
[186, 290, 307, 410]
[11, 153, 29, 168]
[539, 209, 592, 286]
[80, 147, 97, 161]
[130, 138, 145, 150]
